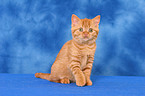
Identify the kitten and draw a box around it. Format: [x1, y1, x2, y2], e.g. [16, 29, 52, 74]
[35, 14, 101, 86]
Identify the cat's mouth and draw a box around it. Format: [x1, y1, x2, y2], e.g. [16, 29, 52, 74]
[76, 36, 95, 42]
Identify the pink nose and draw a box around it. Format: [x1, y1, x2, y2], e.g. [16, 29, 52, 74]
[84, 33, 88, 37]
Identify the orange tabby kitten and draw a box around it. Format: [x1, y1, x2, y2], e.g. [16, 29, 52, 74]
[35, 14, 100, 86]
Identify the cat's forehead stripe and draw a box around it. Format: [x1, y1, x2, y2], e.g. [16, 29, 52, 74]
[81, 19, 91, 28]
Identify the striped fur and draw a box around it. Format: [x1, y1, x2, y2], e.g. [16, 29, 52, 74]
[35, 14, 100, 86]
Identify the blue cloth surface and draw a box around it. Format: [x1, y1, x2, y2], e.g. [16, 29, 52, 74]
[0, 74, 145, 96]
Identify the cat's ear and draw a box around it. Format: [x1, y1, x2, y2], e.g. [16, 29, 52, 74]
[92, 15, 101, 27]
[71, 14, 81, 27]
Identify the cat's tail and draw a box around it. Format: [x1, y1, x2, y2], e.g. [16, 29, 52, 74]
[35, 73, 60, 83]
[35, 73, 51, 81]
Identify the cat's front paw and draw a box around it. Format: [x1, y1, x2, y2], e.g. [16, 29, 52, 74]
[76, 80, 86, 87]
[86, 79, 92, 86]
[76, 74, 86, 87]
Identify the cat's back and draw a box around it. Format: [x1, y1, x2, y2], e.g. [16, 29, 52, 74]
[55, 40, 72, 60]
[59, 40, 72, 53]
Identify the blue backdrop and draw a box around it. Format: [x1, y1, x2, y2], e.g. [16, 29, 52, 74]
[0, 0, 145, 76]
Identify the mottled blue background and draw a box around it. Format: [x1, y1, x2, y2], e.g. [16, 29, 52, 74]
[0, 0, 145, 76]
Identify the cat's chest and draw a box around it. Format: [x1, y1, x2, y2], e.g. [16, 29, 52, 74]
[80, 48, 91, 69]
[81, 55, 88, 69]
[80, 47, 95, 69]
[80, 47, 93, 56]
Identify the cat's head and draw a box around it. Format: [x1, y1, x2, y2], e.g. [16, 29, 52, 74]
[71, 14, 100, 44]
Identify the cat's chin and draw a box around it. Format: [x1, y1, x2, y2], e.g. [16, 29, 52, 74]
[74, 36, 96, 44]
[83, 38, 89, 41]
[81, 38, 94, 44]
[76, 36, 89, 41]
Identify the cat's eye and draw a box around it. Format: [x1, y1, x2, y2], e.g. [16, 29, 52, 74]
[79, 28, 83, 32]
[89, 28, 93, 32]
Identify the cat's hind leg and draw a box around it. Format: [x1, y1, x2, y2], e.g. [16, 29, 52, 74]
[60, 77, 70, 84]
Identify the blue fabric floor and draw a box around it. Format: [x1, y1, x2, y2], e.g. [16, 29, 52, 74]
[0, 74, 145, 96]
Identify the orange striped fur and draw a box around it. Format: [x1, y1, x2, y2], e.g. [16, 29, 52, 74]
[35, 14, 101, 86]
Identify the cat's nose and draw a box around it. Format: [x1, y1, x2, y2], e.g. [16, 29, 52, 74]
[83, 32, 89, 37]
[84, 33, 88, 36]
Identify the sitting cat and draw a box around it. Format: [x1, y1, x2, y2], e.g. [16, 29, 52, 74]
[35, 14, 101, 86]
